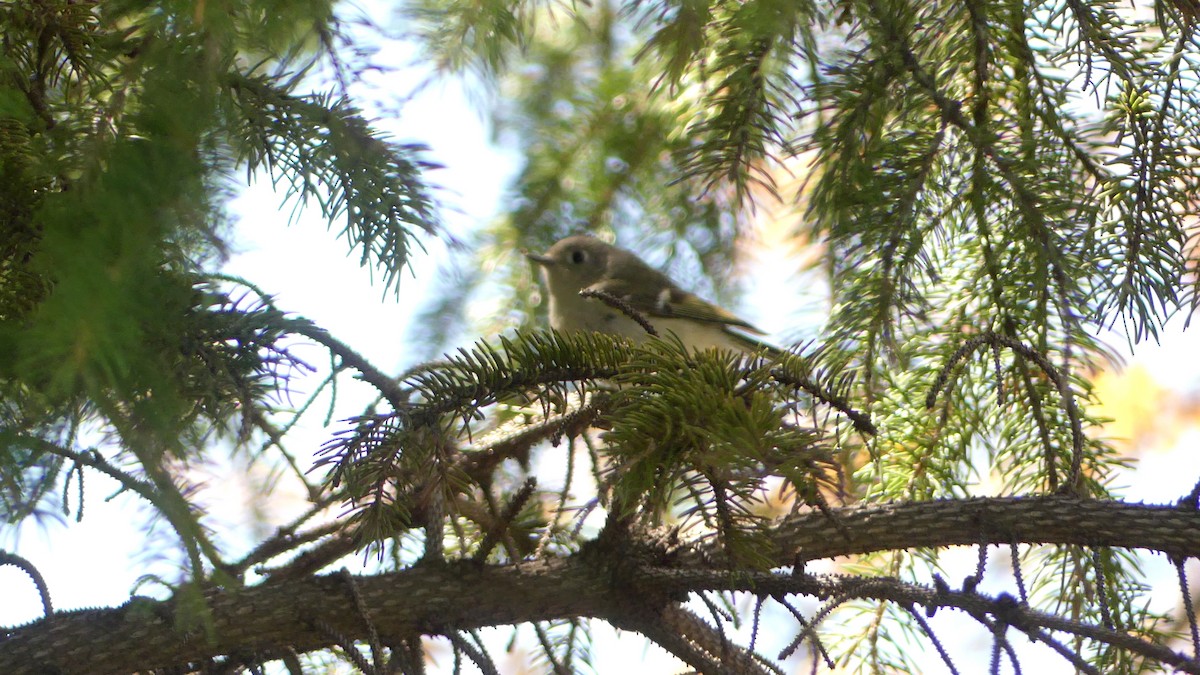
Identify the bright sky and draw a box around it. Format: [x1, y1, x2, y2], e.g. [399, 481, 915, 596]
[4, 11, 1200, 675]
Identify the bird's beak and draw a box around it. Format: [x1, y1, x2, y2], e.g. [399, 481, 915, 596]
[524, 250, 555, 266]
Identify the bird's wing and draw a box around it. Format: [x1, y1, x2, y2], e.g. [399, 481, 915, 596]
[585, 278, 765, 335]
[659, 289, 766, 334]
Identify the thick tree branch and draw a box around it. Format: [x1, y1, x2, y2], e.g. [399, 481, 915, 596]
[4, 497, 1200, 673]
[0, 559, 610, 674]
[688, 495, 1200, 567]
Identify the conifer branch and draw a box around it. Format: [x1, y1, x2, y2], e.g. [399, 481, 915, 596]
[927, 333, 1085, 492]
[284, 318, 410, 409]
[7, 498, 1200, 673]
[0, 551, 53, 619]
[579, 288, 658, 336]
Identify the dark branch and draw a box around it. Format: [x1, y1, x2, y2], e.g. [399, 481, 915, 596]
[285, 319, 410, 409]
[579, 288, 659, 337]
[0, 551, 53, 619]
[687, 496, 1200, 567]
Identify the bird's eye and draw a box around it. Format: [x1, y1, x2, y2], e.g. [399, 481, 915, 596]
[570, 249, 587, 264]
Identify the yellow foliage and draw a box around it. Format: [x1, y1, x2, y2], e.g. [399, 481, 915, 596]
[1091, 364, 1182, 454]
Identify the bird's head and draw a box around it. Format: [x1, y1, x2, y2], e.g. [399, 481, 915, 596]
[526, 234, 614, 295]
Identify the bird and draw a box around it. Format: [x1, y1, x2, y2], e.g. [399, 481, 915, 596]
[526, 234, 776, 354]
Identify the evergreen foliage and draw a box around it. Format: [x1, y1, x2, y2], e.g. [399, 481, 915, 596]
[0, 0, 437, 579]
[2, 0, 1200, 673]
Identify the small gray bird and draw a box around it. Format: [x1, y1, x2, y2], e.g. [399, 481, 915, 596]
[526, 234, 774, 354]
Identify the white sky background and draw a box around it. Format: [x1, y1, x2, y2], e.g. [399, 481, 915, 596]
[4, 5, 1200, 674]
